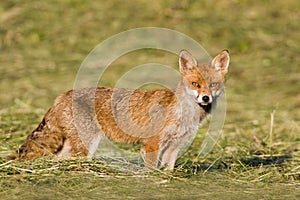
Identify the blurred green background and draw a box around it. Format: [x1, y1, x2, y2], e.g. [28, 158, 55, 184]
[0, 0, 299, 199]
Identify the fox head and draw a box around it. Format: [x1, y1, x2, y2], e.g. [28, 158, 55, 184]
[179, 49, 230, 106]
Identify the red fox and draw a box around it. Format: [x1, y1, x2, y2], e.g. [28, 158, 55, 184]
[13, 49, 230, 170]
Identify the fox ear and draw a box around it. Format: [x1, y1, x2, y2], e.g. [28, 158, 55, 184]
[211, 50, 230, 75]
[179, 50, 198, 74]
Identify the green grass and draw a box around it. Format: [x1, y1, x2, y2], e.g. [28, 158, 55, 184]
[1, 0, 300, 199]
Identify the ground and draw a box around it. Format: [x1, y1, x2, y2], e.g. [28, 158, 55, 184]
[0, 0, 299, 199]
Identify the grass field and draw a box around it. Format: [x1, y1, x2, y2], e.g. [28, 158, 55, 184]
[0, 0, 299, 199]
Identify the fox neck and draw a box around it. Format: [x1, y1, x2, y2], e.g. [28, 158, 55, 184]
[174, 79, 194, 101]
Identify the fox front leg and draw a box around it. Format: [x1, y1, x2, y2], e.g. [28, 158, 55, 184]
[157, 143, 180, 170]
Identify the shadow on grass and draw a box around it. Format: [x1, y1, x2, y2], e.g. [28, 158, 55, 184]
[240, 154, 292, 167]
[174, 154, 293, 176]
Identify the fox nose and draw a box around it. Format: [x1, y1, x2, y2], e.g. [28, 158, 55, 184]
[202, 96, 210, 103]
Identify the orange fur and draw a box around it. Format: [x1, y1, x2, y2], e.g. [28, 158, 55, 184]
[13, 50, 230, 170]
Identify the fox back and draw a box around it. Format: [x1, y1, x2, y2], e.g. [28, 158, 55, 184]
[14, 50, 230, 170]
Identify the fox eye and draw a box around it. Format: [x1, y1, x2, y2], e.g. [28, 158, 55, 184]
[192, 82, 200, 88]
[210, 82, 219, 88]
